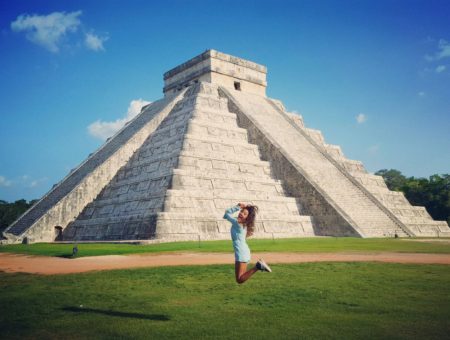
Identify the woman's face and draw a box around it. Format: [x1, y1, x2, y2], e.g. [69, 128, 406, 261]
[237, 208, 249, 224]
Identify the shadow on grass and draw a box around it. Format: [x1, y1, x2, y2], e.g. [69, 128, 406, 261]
[62, 306, 170, 321]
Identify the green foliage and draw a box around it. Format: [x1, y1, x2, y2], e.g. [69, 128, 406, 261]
[375, 169, 407, 190]
[1, 238, 450, 257]
[376, 170, 450, 225]
[0, 199, 37, 233]
[0, 263, 449, 339]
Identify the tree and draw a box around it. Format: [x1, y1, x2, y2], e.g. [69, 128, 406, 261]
[0, 199, 37, 233]
[402, 174, 450, 224]
[376, 169, 450, 225]
[375, 169, 407, 191]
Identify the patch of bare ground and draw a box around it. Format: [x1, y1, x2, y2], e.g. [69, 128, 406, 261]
[1, 252, 450, 275]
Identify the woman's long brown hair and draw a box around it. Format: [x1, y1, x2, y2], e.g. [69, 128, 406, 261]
[244, 205, 259, 238]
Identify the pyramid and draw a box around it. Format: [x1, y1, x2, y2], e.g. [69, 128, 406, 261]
[3, 50, 449, 244]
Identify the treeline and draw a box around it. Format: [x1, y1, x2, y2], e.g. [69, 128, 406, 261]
[0, 199, 38, 234]
[375, 170, 450, 225]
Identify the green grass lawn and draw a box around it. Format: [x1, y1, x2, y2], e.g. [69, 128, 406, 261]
[1, 262, 449, 339]
[0, 237, 450, 257]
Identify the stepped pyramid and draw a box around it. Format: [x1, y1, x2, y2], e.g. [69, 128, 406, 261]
[3, 49, 449, 244]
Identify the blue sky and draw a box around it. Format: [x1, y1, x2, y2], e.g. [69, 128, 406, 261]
[1, 0, 449, 201]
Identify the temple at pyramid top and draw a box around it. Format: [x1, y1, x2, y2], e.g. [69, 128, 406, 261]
[163, 49, 267, 96]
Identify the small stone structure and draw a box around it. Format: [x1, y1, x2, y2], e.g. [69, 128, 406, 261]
[3, 50, 449, 244]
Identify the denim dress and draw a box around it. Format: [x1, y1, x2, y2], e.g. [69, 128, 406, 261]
[223, 205, 251, 263]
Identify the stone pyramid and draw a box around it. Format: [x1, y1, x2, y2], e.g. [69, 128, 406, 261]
[3, 50, 449, 244]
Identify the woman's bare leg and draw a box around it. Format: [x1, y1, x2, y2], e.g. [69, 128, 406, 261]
[235, 261, 258, 284]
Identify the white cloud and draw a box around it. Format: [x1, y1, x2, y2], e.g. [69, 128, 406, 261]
[11, 11, 82, 52]
[418, 91, 426, 97]
[0, 176, 12, 187]
[88, 99, 151, 141]
[356, 113, 367, 124]
[126, 99, 151, 120]
[436, 65, 446, 73]
[85, 32, 108, 51]
[425, 39, 450, 62]
[88, 120, 126, 141]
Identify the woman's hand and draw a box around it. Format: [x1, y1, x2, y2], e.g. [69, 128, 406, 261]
[238, 202, 247, 209]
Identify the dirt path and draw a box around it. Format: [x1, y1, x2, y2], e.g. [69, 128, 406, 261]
[1, 252, 449, 275]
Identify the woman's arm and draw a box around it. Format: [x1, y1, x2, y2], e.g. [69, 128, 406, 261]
[223, 205, 240, 223]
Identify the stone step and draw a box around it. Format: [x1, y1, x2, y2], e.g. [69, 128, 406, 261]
[351, 174, 387, 187]
[183, 132, 260, 152]
[102, 171, 172, 196]
[389, 206, 431, 218]
[360, 228, 409, 237]
[406, 223, 450, 236]
[179, 147, 261, 165]
[181, 135, 261, 161]
[398, 216, 439, 225]
[187, 119, 247, 139]
[155, 218, 314, 236]
[167, 188, 285, 201]
[171, 172, 284, 195]
[165, 188, 297, 202]
[164, 195, 300, 214]
[371, 192, 410, 205]
[189, 94, 229, 112]
[155, 106, 193, 127]
[69, 212, 155, 228]
[124, 155, 179, 178]
[148, 121, 189, 145]
[162, 205, 305, 219]
[135, 134, 183, 160]
[178, 154, 271, 172]
[76, 193, 166, 217]
[192, 107, 237, 120]
[64, 219, 155, 241]
[177, 157, 271, 178]
[340, 160, 367, 174]
[172, 167, 274, 183]
[157, 211, 312, 223]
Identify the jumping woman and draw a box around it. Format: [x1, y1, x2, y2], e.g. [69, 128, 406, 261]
[223, 203, 272, 284]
